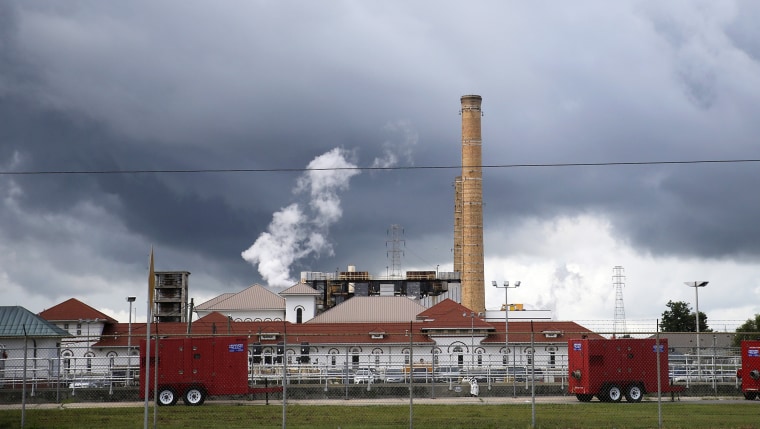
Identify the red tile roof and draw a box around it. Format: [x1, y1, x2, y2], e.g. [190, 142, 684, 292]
[416, 298, 494, 329]
[38, 298, 117, 324]
[93, 310, 601, 349]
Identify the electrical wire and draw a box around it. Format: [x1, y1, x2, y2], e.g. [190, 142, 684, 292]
[1, 158, 760, 176]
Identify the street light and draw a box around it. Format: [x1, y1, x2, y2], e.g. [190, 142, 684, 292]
[127, 296, 136, 385]
[684, 281, 708, 381]
[492, 280, 521, 397]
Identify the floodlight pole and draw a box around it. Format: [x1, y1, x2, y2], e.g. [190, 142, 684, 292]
[684, 281, 708, 382]
[492, 280, 520, 397]
[126, 296, 136, 385]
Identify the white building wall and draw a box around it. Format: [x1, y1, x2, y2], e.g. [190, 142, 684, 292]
[284, 295, 316, 324]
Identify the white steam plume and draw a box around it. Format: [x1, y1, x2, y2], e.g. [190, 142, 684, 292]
[371, 120, 418, 168]
[241, 148, 360, 286]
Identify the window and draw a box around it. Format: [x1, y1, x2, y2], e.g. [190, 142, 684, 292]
[524, 347, 535, 365]
[106, 351, 117, 369]
[371, 348, 383, 369]
[85, 352, 94, 373]
[296, 307, 303, 324]
[452, 345, 464, 367]
[351, 347, 360, 369]
[432, 348, 440, 366]
[62, 349, 73, 374]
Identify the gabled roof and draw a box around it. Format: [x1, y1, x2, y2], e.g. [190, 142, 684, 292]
[195, 284, 285, 311]
[279, 283, 320, 296]
[416, 299, 493, 330]
[481, 320, 605, 343]
[195, 293, 235, 310]
[0, 306, 71, 338]
[38, 298, 117, 324]
[92, 301, 601, 349]
[93, 318, 434, 348]
[306, 296, 426, 324]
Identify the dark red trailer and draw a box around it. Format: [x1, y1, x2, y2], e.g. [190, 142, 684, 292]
[140, 336, 281, 406]
[567, 338, 683, 402]
[736, 340, 760, 400]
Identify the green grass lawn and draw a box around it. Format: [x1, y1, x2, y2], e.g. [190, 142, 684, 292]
[2, 403, 760, 429]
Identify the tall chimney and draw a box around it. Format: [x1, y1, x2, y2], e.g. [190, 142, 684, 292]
[458, 94, 485, 313]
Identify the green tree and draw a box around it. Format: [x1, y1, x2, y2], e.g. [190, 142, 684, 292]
[660, 300, 710, 332]
[733, 314, 760, 347]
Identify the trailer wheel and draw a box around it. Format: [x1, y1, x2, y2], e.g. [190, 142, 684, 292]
[606, 384, 623, 402]
[576, 394, 593, 402]
[743, 392, 757, 400]
[625, 384, 644, 403]
[183, 386, 206, 406]
[157, 387, 178, 406]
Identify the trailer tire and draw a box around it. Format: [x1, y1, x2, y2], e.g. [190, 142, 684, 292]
[576, 394, 593, 402]
[157, 387, 178, 406]
[183, 386, 206, 406]
[606, 384, 623, 402]
[743, 392, 757, 400]
[625, 384, 644, 403]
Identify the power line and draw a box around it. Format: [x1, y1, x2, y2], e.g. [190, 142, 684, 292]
[1, 158, 759, 176]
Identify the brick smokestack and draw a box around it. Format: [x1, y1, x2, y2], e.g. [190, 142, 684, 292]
[457, 94, 485, 313]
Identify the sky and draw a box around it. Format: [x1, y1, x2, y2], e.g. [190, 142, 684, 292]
[2, 1, 760, 333]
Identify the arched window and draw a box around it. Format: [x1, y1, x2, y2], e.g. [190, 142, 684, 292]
[62, 349, 73, 374]
[263, 347, 274, 365]
[524, 347, 535, 365]
[106, 351, 117, 369]
[501, 347, 510, 365]
[351, 347, 361, 369]
[371, 348, 383, 369]
[451, 345, 464, 367]
[546, 347, 557, 367]
[329, 349, 340, 366]
[431, 347, 441, 366]
[84, 352, 95, 373]
[296, 307, 303, 324]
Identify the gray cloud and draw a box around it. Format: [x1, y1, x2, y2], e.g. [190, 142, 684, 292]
[2, 1, 760, 323]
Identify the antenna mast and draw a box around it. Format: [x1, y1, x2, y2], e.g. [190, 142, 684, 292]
[613, 266, 627, 336]
[386, 224, 405, 279]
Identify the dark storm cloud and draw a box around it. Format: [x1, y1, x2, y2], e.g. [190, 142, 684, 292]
[2, 1, 760, 320]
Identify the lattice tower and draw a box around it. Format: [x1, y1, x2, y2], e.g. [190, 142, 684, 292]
[386, 224, 405, 279]
[612, 266, 627, 336]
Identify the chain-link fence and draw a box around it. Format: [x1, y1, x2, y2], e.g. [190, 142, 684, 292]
[0, 331, 754, 427]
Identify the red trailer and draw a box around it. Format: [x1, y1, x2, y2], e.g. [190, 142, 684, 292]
[567, 338, 682, 402]
[736, 340, 760, 400]
[140, 336, 281, 406]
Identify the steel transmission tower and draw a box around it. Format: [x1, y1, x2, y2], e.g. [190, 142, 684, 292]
[386, 224, 405, 279]
[612, 266, 627, 336]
